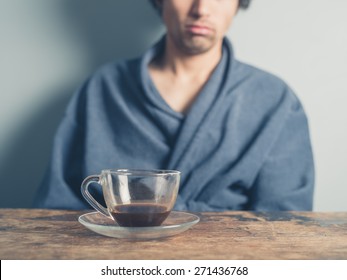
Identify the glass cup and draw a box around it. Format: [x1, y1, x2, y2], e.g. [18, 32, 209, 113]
[81, 169, 180, 227]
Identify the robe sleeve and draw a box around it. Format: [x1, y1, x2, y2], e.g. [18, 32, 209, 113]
[248, 97, 315, 211]
[33, 86, 89, 209]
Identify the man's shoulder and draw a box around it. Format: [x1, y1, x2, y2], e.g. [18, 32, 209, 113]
[231, 59, 299, 103]
[234, 60, 287, 89]
[91, 57, 141, 82]
[70, 56, 143, 105]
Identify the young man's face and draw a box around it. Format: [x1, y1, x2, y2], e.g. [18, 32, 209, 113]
[159, 0, 238, 55]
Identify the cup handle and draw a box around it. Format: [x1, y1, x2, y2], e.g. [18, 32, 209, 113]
[81, 175, 110, 218]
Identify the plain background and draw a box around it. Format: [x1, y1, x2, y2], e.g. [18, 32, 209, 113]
[0, 0, 346, 210]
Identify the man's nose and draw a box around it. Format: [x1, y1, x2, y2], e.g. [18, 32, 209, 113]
[190, 0, 211, 18]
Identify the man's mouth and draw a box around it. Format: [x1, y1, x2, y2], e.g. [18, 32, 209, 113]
[186, 24, 213, 36]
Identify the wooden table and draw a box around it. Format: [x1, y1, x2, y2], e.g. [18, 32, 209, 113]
[1, 209, 347, 259]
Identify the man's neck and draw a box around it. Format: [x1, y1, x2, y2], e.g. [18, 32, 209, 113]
[147, 36, 224, 113]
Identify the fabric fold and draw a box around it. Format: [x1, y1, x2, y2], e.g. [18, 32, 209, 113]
[34, 36, 314, 211]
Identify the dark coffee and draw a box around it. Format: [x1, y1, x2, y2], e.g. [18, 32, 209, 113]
[110, 204, 170, 227]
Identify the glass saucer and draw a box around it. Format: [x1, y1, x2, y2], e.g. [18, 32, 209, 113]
[78, 211, 200, 239]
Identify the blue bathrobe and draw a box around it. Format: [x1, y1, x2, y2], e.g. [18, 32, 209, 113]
[34, 37, 314, 211]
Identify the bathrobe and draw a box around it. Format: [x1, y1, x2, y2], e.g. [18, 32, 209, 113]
[34, 37, 314, 211]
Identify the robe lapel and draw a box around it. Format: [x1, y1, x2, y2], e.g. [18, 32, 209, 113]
[167, 39, 233, 180]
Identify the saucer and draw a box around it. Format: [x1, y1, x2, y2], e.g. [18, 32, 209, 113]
[78, 211, 200, 239]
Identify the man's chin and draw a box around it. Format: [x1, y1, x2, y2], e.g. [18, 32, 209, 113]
[181, 38, 216, 55]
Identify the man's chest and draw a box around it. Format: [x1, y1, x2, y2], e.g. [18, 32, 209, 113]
[149, 70, 208, 114]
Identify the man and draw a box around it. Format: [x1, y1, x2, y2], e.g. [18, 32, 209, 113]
[34, 0, 314, 211]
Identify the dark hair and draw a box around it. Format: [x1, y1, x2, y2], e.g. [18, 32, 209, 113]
[149, 0, 252, 12]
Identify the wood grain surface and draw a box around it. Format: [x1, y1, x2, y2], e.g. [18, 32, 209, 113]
[1, 209, 347, 259]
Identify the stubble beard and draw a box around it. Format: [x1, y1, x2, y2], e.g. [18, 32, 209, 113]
[173, 32, 218, 56]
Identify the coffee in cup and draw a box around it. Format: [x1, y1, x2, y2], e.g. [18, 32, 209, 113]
[81, 169, 180, 227]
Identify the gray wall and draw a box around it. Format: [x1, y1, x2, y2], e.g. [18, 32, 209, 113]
[1, 0, 346, 210]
